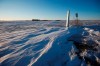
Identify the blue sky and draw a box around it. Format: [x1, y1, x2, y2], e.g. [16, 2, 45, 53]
[0, 0, 100, 20]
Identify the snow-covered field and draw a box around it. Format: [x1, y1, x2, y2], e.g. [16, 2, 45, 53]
[0, 21, 100, 66]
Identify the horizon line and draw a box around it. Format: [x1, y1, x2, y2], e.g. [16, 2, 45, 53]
[0, 19, 100, 22]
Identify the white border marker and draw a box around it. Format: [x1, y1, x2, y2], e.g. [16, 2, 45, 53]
[66, 10, 70, 27]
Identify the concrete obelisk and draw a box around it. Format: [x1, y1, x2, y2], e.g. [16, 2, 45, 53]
[66, 10, 70, 27]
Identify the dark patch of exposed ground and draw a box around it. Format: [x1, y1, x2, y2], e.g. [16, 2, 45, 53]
[68, 26, 100, 66]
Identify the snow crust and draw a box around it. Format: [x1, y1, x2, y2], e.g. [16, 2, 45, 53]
[0, 21, 100, 66]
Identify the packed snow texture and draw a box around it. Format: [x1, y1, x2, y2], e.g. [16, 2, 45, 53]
[0, 21, 100, 66]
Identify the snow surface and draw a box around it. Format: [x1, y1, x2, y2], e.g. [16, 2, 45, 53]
[0, 21, 100, 66]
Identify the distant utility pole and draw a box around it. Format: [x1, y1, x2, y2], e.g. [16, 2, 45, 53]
[66, 10, 70, 27]
[75, 13, 78, 26]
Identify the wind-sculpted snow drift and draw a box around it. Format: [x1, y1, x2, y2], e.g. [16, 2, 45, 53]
[0, 21, 100, 66]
